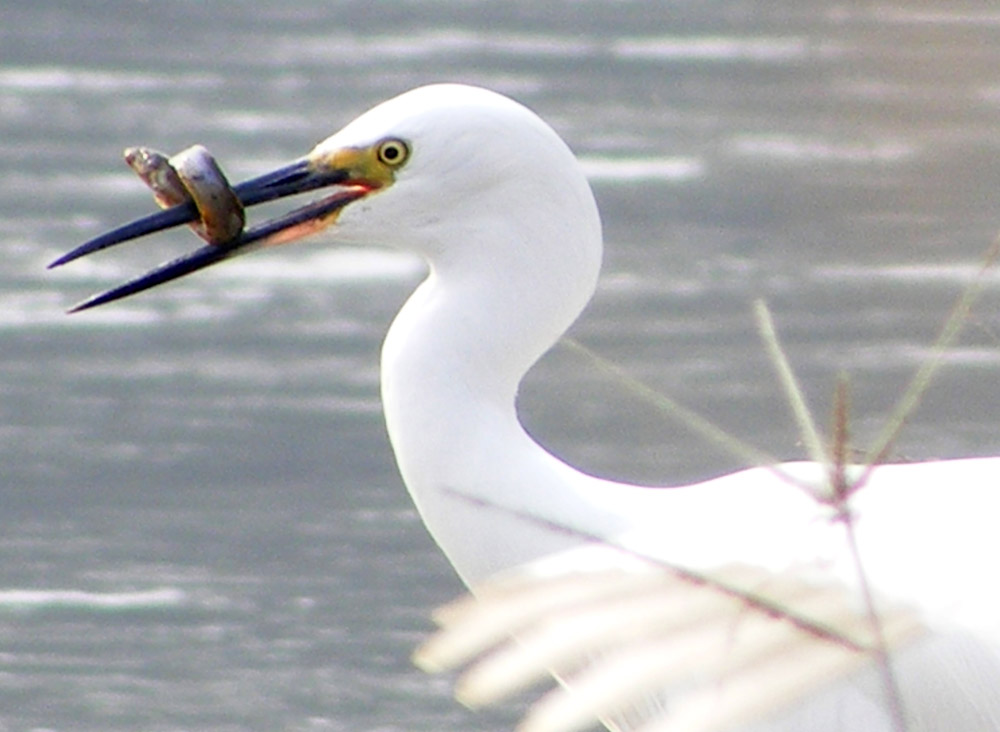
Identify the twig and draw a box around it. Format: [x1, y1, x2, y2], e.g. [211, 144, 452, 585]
[830, 374, 851, 502]
[859, 234, 1000, 484]
[753, 299, 830, 496]
[442, 486, 870, 654]
[561, 338, 805, 491]
[840, 513, 908, 732]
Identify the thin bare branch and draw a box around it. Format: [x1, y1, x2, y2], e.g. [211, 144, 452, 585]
[442, 487, 870, 653]
[754, 299, 830, 471]
[830, 374, 851, 502]
[861, 235, 1000, 479]
[839, 513, 908, 732]
[561, 338, 805, 490]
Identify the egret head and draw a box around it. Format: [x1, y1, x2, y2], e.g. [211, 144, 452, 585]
[310, 85, 600, 260]
[53, 84, 601, 311]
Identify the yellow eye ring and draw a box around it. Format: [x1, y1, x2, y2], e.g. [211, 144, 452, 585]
[376, 138, 409, 167]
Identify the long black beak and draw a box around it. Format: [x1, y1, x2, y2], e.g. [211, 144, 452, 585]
[51, 159, 367, 313]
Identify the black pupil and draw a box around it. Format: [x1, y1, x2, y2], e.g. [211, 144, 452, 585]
[383, 145, 399, 161]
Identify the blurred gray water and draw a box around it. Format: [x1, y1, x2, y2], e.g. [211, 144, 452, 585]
[3, 2, 1000, 730]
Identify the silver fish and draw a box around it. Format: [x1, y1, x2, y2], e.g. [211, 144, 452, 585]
[124, 144, 245, 245]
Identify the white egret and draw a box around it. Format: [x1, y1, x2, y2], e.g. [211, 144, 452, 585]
[53, 84, 1000, 730]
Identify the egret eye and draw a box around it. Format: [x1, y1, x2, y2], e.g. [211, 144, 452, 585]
[376, 138, 409, 167]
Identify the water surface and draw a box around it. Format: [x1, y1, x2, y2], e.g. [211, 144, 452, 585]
[3, 2, 1000, 730]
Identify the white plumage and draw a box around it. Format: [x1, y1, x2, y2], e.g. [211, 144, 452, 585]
[327, 86, 1000, 729]
[59, 84, 1000, 730]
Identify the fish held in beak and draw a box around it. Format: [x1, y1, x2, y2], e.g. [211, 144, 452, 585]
[124, 144, 246, 245]
[51, 143, 367, 312]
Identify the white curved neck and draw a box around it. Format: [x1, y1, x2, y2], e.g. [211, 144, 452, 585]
[380, 212, 607, 583]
